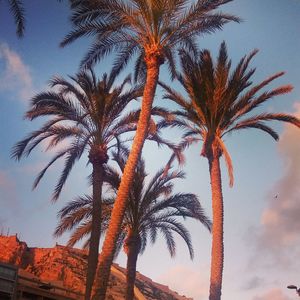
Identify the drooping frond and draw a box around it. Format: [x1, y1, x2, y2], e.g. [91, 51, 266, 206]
[8, 0, 25, 37]
[226, 113, 300, 140]
[54, 196, 92, 237]
[67, 221, 92, 248]
[216, 137, 233, 187]
[52, 141, 86, 202]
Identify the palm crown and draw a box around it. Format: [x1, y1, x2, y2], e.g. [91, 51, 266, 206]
[11, 69, 141, 200]
[12, 67, 183, 300]
[11, 68, 146, 300]
[55, 148, 211, 299]
[61, 2, 239, 297]
[62, 0, 240, 79]
[161, 42, 300, 186]
[160, 41, 300, 300]
[55, 148, 211, 258]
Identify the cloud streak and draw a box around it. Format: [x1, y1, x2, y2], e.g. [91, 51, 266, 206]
[0, 43, 34, 101]
[242, 276, 265, 291]
[250, 103, 300, 268]
[253, 288, 292, 300]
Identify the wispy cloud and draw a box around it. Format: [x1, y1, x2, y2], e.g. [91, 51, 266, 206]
[249, 103, 300, 268]
[253, 288, 292, 300]
[0, 43, 34, 101]
[242, 276, 265, 291]
[158, 265, 209, 300]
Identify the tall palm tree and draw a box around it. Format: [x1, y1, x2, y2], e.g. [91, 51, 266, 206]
[55, 148, 211, 300]
[61, 2, 239, 297]
[2, 0, 25, 37]
[11, 68, 142, 300]
[160, 42, 300, 300]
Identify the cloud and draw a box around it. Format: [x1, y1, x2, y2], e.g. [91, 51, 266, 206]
[242, 276, 265, 291]
[253, 288, 292, 300]
[0, 43, 34, 101]
[250, 103, 300, 268]
[157, 265, 209, 300]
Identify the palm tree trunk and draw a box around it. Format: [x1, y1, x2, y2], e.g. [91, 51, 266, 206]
[208, 153, 224, 300]
[92, 56, 161, 300]
[125, 235, 140, 300]
[85, 162, 104, 300]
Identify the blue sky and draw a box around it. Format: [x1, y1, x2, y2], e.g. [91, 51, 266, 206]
[1, 1, 300, 299]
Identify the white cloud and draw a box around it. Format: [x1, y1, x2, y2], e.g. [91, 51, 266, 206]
[250, 103, 300, 268]
[242, 276, 265, 291]
[158, 265, 209, 300]
[253, 288, 292, 300]
[0, 43, 34, 101]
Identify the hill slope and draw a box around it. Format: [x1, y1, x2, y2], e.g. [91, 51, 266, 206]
[0, 235, 192, 300]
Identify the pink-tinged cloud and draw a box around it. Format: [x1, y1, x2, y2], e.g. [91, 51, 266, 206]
[0, 43, 34, 101]
[242, 276, 265, 291]
[253, 288, 292, 300]
[251, 103, 300, 267]
[158, 265, 209, 300]
[0, 170, 13, 189]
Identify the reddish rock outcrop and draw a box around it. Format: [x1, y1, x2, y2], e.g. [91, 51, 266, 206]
[0, 235, 192, 300]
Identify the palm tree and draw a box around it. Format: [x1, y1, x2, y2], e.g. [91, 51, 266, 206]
[11, 68, 142, 300]
[61, 2, 239, 297]
[3, 0, 25, 37]
[160, 42, 300, 300]
[55, 148, 211, 300]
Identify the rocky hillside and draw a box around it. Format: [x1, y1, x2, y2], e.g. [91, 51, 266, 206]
[0, 235, 192, 300]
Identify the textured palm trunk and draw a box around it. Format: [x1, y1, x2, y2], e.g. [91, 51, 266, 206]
[85, 162, 104, 300]
[208, 153, 224, 300]
[92, 56, 161, 300]
[125, 234, 141, 300]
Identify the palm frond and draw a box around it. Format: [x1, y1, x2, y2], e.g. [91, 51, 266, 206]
[52, 141, 86, 201]
[216, 137, 233, 187]
[8, 0, 25, 37]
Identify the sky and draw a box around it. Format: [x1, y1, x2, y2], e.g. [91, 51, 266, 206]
[0, 1, 300, 299]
